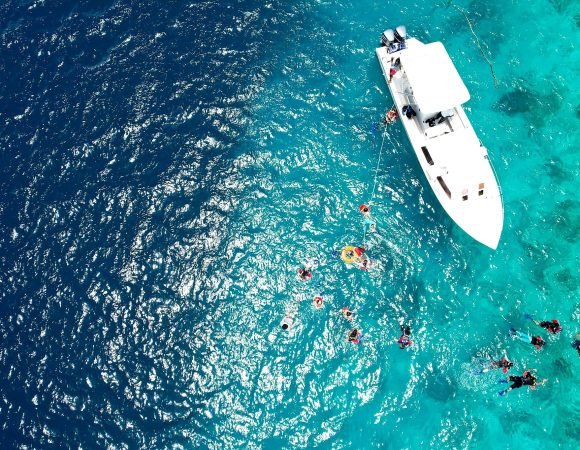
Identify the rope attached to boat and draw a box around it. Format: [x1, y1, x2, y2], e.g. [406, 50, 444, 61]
[369, 127, 388, 207]
[362, 110, 392, 245]
[447, 1, 499, 87]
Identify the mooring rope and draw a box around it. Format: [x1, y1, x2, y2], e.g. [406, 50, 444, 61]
[369, 125, 388, 207]
[447, 1, 499, 87]
[362, 110, 393, 245]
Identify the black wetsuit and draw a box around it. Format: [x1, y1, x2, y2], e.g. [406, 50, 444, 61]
[531, 336, 544, 347]
[508, 374, 536, 390]
[539, 321, 561, 333]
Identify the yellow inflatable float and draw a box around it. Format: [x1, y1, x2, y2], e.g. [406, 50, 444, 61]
[341, 246, 359, 264]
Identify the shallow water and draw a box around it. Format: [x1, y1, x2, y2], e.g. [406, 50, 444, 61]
[0, 0, 578, 448]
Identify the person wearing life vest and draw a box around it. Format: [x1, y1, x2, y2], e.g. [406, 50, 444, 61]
[359, 204, 377, 232]
[357, 258, 370, 271]
[298, 266, 312, 281]
[313, 295, 324, 309]
[395, 324, 412, 349]
[354, 246, 365, 258]
[359, 204, 371, 218]
[385, 107, 399, 124]
[341, 307, 354, 321]
[348, 328, 361, 344]
[353, 246, 371, 270]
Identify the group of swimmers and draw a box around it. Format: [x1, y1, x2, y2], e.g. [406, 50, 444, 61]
[482, 314, 580, 395]
[281, 203, 578, 397]
[282, 204, 415, 350]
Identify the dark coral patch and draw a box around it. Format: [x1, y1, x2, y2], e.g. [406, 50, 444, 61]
[496, 89, 540, 116]
[544, 157, 568, 183]
[547, 199, 580, 243]
[554, 268, 578, 292]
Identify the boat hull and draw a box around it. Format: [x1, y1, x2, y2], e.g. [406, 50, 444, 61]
[376, 39, 503, 249]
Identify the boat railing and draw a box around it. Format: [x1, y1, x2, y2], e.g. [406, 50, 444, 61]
[486, 153, 504, 207]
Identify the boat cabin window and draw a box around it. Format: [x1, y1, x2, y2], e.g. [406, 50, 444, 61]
[437, 176, 451, 198]
[421, 146, 434, 165]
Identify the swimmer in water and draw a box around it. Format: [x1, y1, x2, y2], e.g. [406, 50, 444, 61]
[384, 107, 399, 124]
[498, 369, 547, 396]
[359, 205, 377, 232]
[358, 258, 370, 271]
[348, 328, 361, 344]
[359, 204, 371, 218]
[298, 266, 312, 281]
[479, 356, 513, 374]
[571, 332, 580, 358]
[395, 324, 412, 349]
[509, 328, 545, 349]
[313, 295, 324, 309]
[281, 313, 294, 331]
[341, 307, 354, 321]
[353, 247, 370, 270]
[525, 315, 562, 334]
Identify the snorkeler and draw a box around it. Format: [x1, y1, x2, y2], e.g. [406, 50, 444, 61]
[572, 332, 580, 358]
[281, 313, 294, 331]
[348, 328, 361, 344]
[313, 294, 324, 309]
[479, 356, 513, 374]
[509, 328, 545, 349]
[298, 266, 312, 281]
[341, 307, 354, 321]
[395, 324, 412, 349]
[498, 369, 547, 396]
[525, 315, 562, 334]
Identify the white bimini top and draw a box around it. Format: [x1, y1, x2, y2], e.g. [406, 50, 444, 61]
[401, 42, 470, 114]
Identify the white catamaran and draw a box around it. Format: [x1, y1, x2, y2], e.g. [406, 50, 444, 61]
[376, 26, 503, 249]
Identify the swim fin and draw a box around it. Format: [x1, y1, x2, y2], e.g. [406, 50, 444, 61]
[523, 313, 534, 321]
[498, 389, 508, 396]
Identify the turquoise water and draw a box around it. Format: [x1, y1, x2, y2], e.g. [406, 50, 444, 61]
[201, 1, 579, 448]
[0, 0, 578, 448]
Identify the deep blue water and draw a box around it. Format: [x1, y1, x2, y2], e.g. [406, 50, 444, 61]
[1, 0, 579, 448]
